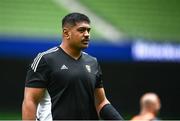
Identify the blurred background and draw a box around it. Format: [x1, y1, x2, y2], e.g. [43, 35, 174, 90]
[0, 0, 180, 119]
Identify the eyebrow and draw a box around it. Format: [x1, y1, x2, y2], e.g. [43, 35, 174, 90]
[77, 27, 91, 31]
[78, 26, 91, 29]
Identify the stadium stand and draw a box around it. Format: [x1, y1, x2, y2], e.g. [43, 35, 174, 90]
[1, 0, 180, 41]
[78, 0, 180, 41]
[0, 0, 102, 39]
[0, 0, 68, 37]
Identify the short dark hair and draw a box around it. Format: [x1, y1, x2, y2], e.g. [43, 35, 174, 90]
[62, 12, 90, 28]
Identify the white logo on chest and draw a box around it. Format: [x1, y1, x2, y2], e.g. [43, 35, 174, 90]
[61, 64, 68, 70]
[85, 65, 91, 73]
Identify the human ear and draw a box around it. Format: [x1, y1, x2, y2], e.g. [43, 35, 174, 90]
[63, 28, 70, 39]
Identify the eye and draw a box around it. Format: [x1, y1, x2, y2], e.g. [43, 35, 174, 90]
[87, 28, 91, 33]
[77, 28, 85, 33]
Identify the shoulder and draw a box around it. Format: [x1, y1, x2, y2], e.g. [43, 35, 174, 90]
[82, 51, 98, 63]
[131, 115, 139, 120]
[31, 47, 59, 66]
[41, 47, 59, 57]
[131, 115, 159, 121]
[131, 115, 144, 121]
[33, 47, 59, 60]
[152, 117, 161, 121]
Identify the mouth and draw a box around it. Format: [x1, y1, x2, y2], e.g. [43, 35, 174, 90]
[81, 39, 89, 44]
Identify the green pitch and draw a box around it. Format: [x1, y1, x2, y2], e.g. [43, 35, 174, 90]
[0, 111, 132, 120]
[0, 111, 21, 120]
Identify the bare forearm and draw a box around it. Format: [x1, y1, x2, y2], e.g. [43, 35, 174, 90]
[22, 100, 37, 120]
[96, 98, 110, 114]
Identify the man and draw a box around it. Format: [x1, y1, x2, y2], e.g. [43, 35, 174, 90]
[22, 12, 123, 120]
[131, 92, 161, 121]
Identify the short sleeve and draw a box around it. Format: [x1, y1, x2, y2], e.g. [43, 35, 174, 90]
[95, 61, 103, 88]
[25, 55, 50, 88]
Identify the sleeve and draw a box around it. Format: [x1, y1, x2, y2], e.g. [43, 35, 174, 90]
[95, 61, 103, 88]
[25, 54, 50, 88]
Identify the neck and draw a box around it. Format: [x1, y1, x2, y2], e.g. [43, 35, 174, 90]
[140, 109, 156, 117]
[60, 42, 81, 60]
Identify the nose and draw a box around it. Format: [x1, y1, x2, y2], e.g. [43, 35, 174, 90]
[84, 30, 90, 38]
